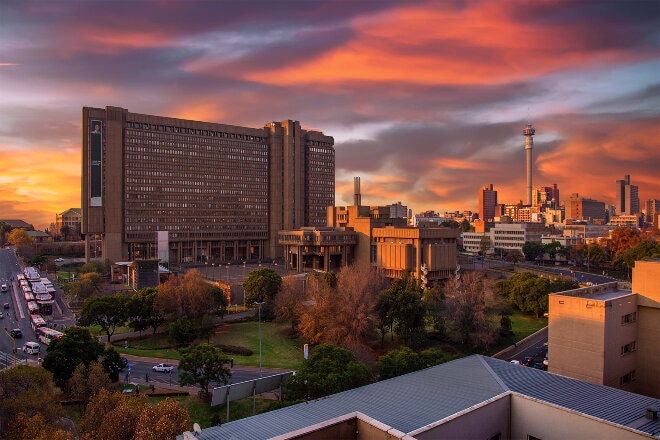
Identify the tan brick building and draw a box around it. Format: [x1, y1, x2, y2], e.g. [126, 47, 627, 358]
[548, 259, 660, 398]
[81, 107, 334, 265]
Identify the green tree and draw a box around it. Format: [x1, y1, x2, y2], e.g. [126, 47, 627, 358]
[522, 241, 544, 262]
[286, 345, 373, 400]
[42, 326, 104, 389]
[377, 272, 426, 347]
[0, 366, 62, 431]
[378, 346, 424, 380]
[79, 294, 129, 341]
[126, 287, 158, 334]
[178, 343, 232, 397]
[614, 240, 660, 279]
[504, 249, 523, 266]
[101, 347, 124, 382]
[168, 317, 197, 347]
[242, 267, 282, 306]
[212, 284, 229, 319]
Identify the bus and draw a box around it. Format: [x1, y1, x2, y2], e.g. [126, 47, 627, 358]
[30, 314, 47, 332]
[26, 300, 39, 315]
[36, 327, 64, 345]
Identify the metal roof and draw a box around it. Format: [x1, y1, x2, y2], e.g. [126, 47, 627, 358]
[185, 355, 660, 439]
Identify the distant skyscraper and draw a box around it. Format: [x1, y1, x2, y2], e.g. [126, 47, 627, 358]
[615, 175, 640, 215]
[478, 184, 498, 221]
[523, 123, 536, 206]
[645, 199, 660, 224]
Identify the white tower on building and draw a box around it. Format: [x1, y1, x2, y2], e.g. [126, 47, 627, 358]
[523, 123, 536, 206]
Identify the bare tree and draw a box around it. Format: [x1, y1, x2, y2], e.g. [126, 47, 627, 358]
[444, 271, 496, 350]
[298, 262, 386, 356]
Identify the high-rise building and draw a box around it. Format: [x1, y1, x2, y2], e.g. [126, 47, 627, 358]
[478, 183, 498, 222]
[615, 175, 640, 215]
[532, 184, 559, 210]
[646, 199, 660, 226]
[81, 106, 334, 264]
[523, 123, 535, 206]
[565, 193, 606, 222]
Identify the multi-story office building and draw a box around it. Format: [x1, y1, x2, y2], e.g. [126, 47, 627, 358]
[532, 184, 559, 210]
[548, 259, 659, 398]
[478, 183, 498, 222]
[462, 222, 548, 255]
[616, 175, 640, 215]
[645, 199, 660, 225]
[564, 193, 606, 222]
[81, 106, 334, 264]
[55, 208, 82, 241]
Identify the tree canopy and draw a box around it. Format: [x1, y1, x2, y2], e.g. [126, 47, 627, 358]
[178, 343, 232, 396]
[79, 294, 130, 341]
[286, 344, 373, 400]
[378, 346, 425, 380]
[242, 267, 282, 306]
[42, 326, 104, 389]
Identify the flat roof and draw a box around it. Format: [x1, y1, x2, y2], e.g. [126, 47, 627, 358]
[551, 282, 634, 301]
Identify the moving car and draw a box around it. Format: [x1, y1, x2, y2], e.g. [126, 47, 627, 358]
[0, 311, 3, 319]
[1, 283, 8, 292]
[152, 363, 174, 373]
[3, 303, 9, 309]
[9, 328, 22, 338]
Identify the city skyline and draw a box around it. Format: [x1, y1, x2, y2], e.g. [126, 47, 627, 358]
[1, 1, 658, 230]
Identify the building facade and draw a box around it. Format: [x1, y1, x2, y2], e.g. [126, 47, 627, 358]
[462, 222, 548, 255]
[565, 193, 606, 222]
[55, 208, 82, 241]
[81, 106, 334, 264]
[616, 175, 640, 215]
[478, 183, 498, 222]
[548, 259, 660, 398]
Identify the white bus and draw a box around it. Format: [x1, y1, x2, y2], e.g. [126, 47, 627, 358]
[26, 300, 39, 315]
[36, 327, 64, 345]
[30, 314, 47, 332]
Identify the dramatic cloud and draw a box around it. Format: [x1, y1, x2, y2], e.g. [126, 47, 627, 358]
[0, 0, 658, 229]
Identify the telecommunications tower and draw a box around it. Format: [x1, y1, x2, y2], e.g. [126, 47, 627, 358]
[523, 123, 535, 206]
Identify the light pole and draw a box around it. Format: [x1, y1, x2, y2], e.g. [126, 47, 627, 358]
[226, 263, 230, 283]
[3, 328, 17, 367]
[254, 301, 264, 377]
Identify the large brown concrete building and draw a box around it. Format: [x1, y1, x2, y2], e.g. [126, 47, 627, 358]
[81, 106, 334, 265]
[548, 259, 660, 398]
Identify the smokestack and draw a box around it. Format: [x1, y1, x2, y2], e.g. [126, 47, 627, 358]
[523, 123, 536, 206]
[354, 177, 361, 206]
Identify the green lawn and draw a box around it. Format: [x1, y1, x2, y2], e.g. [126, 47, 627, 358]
[114, 320, 305, 370]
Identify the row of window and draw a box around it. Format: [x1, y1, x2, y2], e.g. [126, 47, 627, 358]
[125, 122, 266, 143]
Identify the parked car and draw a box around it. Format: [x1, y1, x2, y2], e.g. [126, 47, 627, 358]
[152, 363, 174, 373]
[0, 311, 3, 319]
[509, 360, 520, 365]
[1, 283, 8, 292]
[54, 258, 64, 263]
[9, 328, 22, 338]
[3, 303, 9, 309]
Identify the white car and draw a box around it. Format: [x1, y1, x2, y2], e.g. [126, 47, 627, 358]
[54, 258, 64, 263]
[152, 363, 174, 373]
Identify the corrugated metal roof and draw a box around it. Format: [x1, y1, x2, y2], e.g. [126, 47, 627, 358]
[187, 355, 660, 439]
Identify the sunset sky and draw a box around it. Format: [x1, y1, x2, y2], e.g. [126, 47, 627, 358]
[1, 0, 658, 230]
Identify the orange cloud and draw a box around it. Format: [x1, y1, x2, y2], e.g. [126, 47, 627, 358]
[0, 145, 81, 229]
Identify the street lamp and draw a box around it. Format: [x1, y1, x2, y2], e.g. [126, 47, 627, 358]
[226, 263, 231, 283]
[3, 328, 17, 367]
[254, 301, 264, 377]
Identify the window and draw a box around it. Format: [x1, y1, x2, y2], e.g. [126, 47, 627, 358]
[621, 341, 636, 355]
[621, 312, 637, 325]
[620, 370, 636, 385]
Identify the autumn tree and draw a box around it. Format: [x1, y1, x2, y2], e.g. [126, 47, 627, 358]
[298, 262, 386, 356]
[6, 413, 72, 440]
[0, 366, 62, 432]
[608, 227, 642, 262]
[67, 361, 112, 401]
[7, 228, 35, 248]
[79, 388, 191, 440]
[155, 270, 214, 323]
[133, 398, 191, 440]
[178, 343, 232, 397]
[242, 267, 282, 306]
[273, 275, 306, 334]
[614, 240, 660, 278]
[286, 345, 373, 400]
[42, 326, 104, 389]
[444, 271, 496, 350]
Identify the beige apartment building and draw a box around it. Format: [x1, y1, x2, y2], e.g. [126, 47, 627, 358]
[548, 259, 659, 398]
[81, 107, 334, 265]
